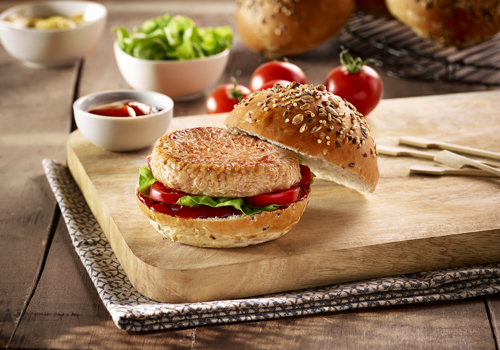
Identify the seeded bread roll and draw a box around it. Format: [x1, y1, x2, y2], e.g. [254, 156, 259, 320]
[224, 83, 379, 193]
[136, 186, 309, 248]
[235, 0, 355, 58]
[386, 0, 500, 47]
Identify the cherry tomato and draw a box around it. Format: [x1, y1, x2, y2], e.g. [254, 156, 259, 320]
[244, 186, 300, 207]
[324, 48, 383, 116]
[149, 181, 187, 204]
[250, 61, 307, 92]
[257, 79, 292, 91]
[206, 79, 250, 114]
[294, 165, 312, 187]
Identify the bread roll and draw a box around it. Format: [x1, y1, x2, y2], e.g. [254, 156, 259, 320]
[386, 0, 500, 47]
[224, 83, 380, 193]
[235, 0, 355, 58]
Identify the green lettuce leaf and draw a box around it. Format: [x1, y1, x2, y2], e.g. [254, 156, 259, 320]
[176, 196, 280, 216]
[138, 167, 156, 196]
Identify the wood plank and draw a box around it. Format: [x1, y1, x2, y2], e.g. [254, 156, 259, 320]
[195, 298, 496, 350]
[66, 90, 500, 303]
[0, 4, 79, 345]
[487, 295, 500, 347]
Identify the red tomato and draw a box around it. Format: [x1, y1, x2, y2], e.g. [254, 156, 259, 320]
[250, 61, 307, 92]
[152, 203, 241, 219]
[244, 186, 300, 207]
[206, 79, 250, 114]
[258, 79, 292, 91]
[149, 181, 187, 204]
[324, 48, 383, 116]
[294, 165, 312, 187]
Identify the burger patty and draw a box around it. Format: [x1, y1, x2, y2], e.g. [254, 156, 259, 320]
[149, 127, 302, 198]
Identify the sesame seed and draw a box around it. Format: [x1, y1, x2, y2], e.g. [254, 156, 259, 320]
[299, 123, 308, 133]
[317, 139, 322, 144]
[326, 141, 331, 146]
[336, 141, 341, 147]
[322, 150, 327, 156]
[349, 162, 355, 167]
[292, 114, 304, 125]
[310, 124, 322, 133]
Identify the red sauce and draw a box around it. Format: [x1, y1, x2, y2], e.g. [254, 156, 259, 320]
[88, 100, 159, 117]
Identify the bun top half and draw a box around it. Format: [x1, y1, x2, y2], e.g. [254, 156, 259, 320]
[224, 83, 380, 193]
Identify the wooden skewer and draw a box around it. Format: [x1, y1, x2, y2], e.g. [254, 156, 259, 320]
[377, 145, 435, 160]
[399, 136, 500, 161]
[409, 165, 500, 177]
[434, 150, 500, 177]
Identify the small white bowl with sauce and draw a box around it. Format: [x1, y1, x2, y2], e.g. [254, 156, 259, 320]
[0, 1, 107, 68]
[73, 90, 174, 152]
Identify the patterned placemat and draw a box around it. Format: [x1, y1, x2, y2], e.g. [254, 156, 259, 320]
[43, 158, 500, 331]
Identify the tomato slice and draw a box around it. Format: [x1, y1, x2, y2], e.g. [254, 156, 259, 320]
[294, 165, 312, 187]
[244, 186, 300, 207]
[147, 155, 152, 170]
[149, 181, 187, 203]
[151, 203, 240, 219]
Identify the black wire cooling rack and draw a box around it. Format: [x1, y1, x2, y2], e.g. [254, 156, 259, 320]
[338, 13, 500, 86]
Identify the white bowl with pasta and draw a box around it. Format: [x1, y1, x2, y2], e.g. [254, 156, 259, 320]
[0, 1, 107, 68]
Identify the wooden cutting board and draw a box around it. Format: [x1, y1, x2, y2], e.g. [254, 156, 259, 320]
[67, 91, 500, 303]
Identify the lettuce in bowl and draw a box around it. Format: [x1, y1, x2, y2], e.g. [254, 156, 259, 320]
[112, 14, 233, 61]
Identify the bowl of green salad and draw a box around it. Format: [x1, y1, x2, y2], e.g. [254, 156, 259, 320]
[113, 14, 233, 101]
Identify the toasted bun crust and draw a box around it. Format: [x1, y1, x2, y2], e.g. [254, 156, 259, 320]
[150, 127, 301, 198]
[386, 0, 500, 47]
[224, 83, 379, 193]
[235, 0, 355, 58]
[136, 186, 309, 248]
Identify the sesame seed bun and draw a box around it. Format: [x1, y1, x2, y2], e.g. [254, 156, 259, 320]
[235, 0, 355, 58]
[136, 184, 309, 248]
[224, 83, 380, 193]
[386, 0, 500, 47]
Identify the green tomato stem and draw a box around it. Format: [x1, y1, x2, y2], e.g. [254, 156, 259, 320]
[339, 46, 376, 74]
[228, 77, 245, 101]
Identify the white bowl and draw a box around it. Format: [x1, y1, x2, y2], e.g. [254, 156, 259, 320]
[113, 41, 230, 101]
[73, 90, 174, 152]
[0, 1, 107, 68]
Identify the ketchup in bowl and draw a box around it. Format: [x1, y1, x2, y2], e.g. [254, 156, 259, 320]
[88, 100, 159, 117]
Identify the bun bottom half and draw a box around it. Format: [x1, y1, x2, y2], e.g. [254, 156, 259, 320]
[136, 188, 309, 248]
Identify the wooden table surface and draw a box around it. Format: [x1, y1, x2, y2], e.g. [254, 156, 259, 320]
[1, 1, 500, 348]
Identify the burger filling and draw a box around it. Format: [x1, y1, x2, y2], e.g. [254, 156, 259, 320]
[137, 161, 312, 219]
